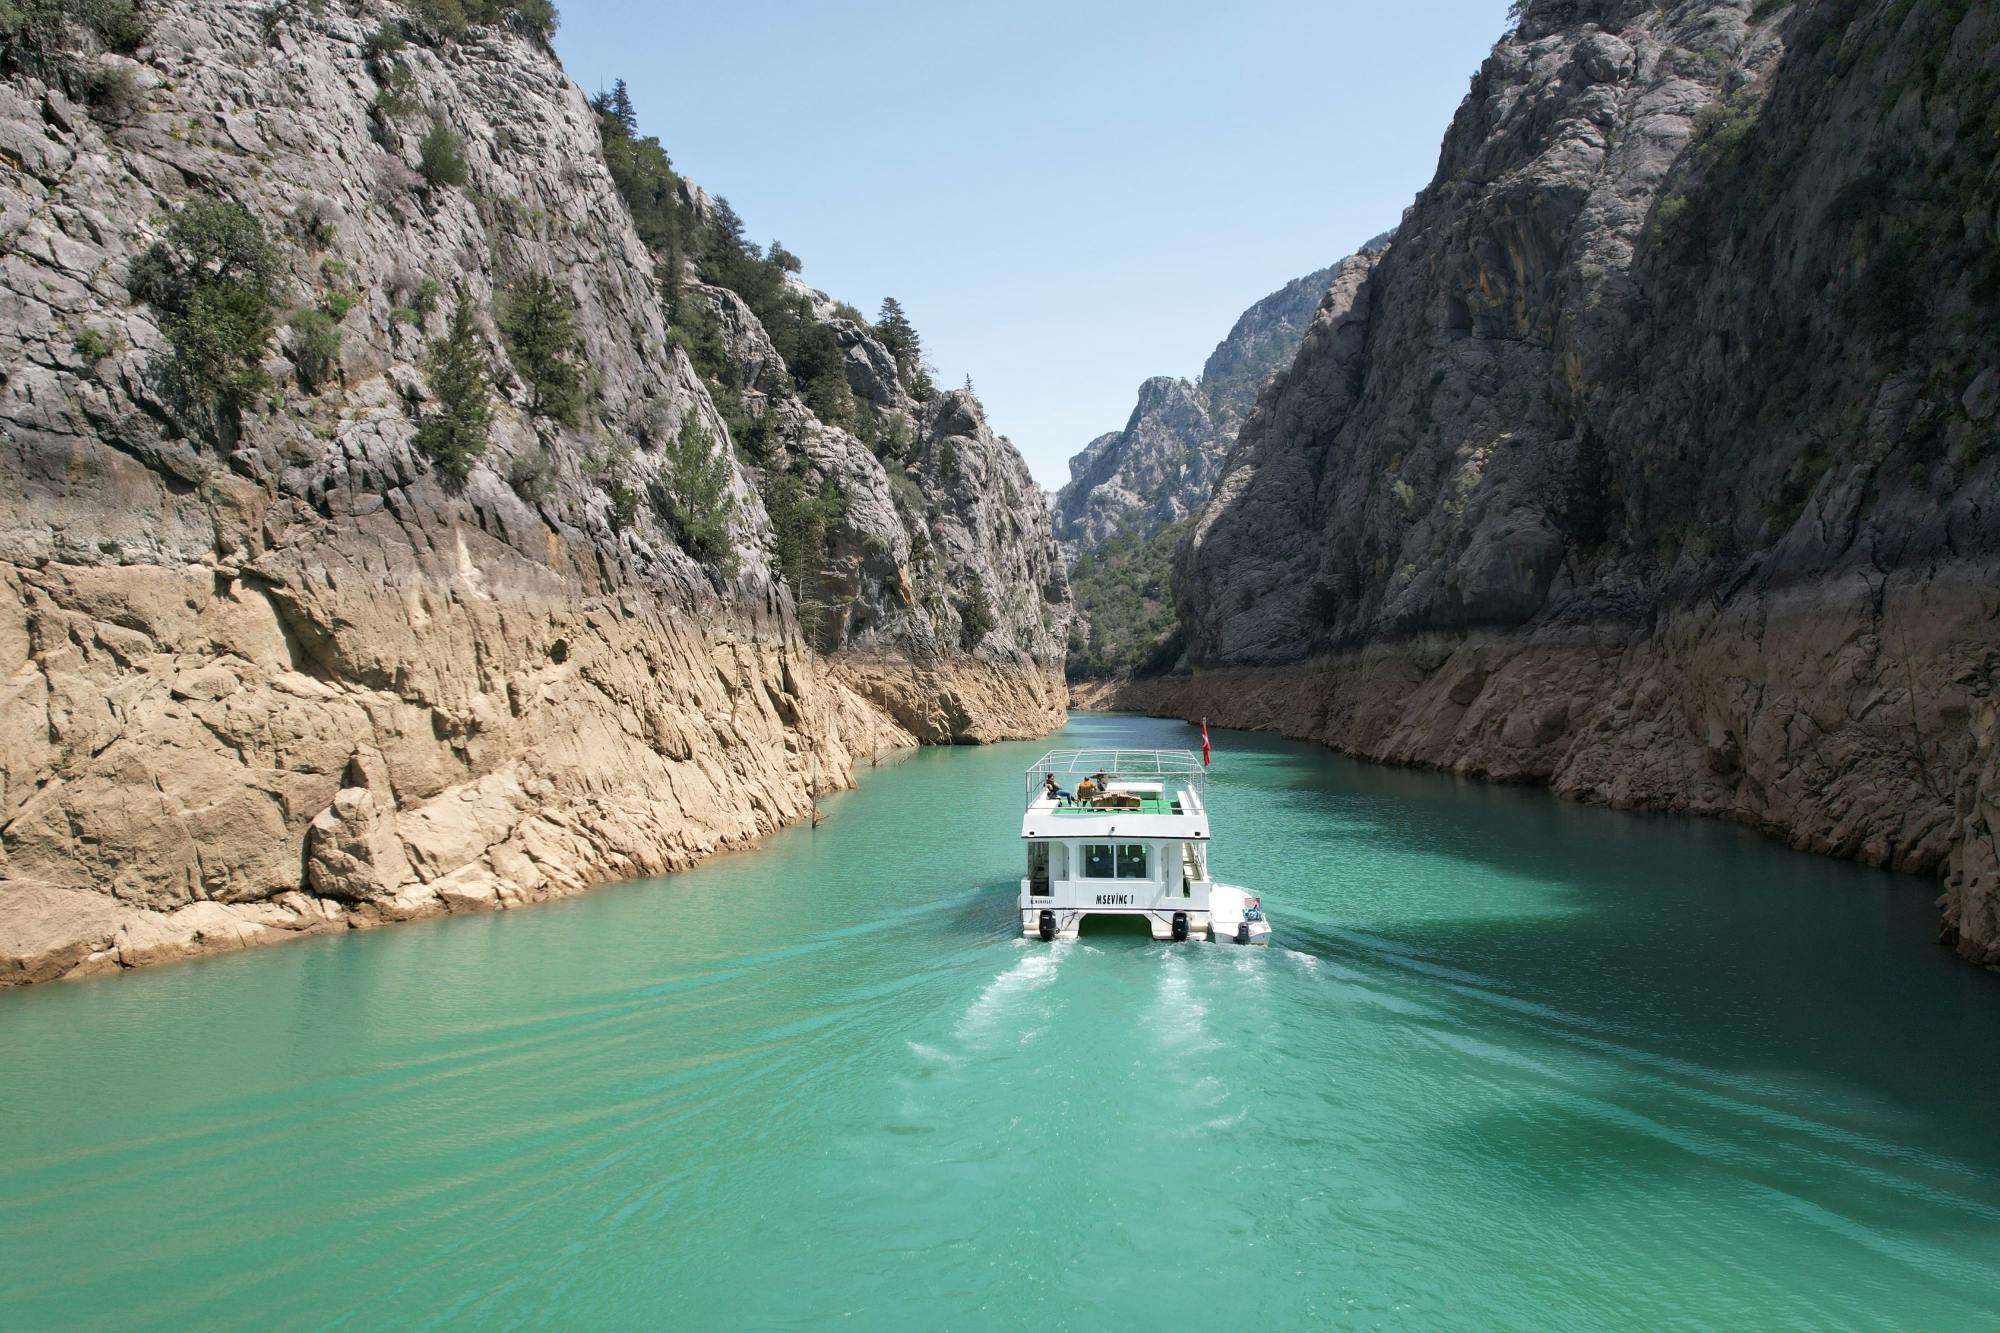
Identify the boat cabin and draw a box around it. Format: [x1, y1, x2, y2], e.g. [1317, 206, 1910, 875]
[1020, 749, 1212, 941]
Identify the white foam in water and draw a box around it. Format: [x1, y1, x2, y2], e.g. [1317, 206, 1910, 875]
[1152, 953, 1214, 1050]
[953, 949, 1060, 1044]
[904, 1042, 959, 1068]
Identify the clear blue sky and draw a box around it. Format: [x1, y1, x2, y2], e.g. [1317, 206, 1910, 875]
[554, 1, 1513, 488]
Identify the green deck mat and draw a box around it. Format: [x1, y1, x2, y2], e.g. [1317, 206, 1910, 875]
[1050, 798, 1181, 815]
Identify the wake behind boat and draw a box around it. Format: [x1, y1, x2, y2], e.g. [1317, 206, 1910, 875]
[1019, 749, 1270, 944]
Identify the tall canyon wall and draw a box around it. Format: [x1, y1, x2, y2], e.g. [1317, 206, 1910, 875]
[1129, 0, 1999, 959]
[0, 1, 1067, 984]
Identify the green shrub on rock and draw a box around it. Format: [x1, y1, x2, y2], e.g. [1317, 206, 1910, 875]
[286, 308, 341, 392]
[583, 438, 639, 531]
[363, 20, 405, 57]
[417, 120, 468, 191]
[288, 196, 338, 249]
[1848, 232, 1928, 342]
[129, 194, 284, 432]
[82, 61, 143, 122]
[0, 0, 149, 75]
[955, 584, 997, 652]
[405, 0, 469, 41]
[405, 0, 557, 45]
[761, 464, 846, 636]
[507, 445, 554, 502]
[372, 62, 421, 125]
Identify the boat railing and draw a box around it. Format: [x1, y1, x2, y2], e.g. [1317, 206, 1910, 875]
[1023, 748, 1206, 810]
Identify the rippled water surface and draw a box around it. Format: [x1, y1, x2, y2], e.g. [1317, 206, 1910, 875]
[5, 712, 2000, 1329]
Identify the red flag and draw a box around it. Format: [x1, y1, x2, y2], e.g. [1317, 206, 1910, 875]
[1201, 717, 1211, 767]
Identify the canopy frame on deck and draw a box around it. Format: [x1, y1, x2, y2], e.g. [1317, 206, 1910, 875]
[1024, 749, 1205, 808]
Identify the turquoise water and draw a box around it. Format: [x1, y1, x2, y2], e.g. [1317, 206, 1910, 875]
[5, 712, 2000, 1330]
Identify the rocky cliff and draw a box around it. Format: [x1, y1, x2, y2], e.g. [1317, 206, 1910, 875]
[0, 1, 1066, 985]
[1056, 376, 1218, 557]
[1053, 261, 1349, 555]
[1056, 260, 1356, 677]
[669, 193, 1067, 728]
[1145, 0, 2000, 959]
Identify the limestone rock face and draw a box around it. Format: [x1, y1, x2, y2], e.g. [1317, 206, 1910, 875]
[1197, 258, 1376, 430]
[683, 286, 1067, 679]
[1053, 261, 1349, 556]
[1161, 0, 2000, 960]
[1056, 378, 1218, 554]
[0, 1, 1059, 985]
[304, 751, 412, 903]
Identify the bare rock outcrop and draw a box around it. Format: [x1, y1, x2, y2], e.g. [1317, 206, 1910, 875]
[1147, 0, 2000, 959]
[1056, 377, 1220, 556]
[1053, 259, 1354, 556]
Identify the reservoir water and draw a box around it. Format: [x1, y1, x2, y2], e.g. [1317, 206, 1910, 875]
[4, 712, 2000, 1329]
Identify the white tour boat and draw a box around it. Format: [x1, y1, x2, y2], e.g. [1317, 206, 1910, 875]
[1019, 749, 1269, 944]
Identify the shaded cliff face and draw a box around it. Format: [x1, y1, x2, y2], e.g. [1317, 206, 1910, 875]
[0, 1, 1061, 984]
[1169, 0, 2000, 957]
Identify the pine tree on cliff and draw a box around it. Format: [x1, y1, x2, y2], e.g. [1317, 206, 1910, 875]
[875, 297, 918, 366]
[591, 79, 638, 138]
[607, 78, 636, 136]
[498, 272, 583, 426]
[414, 291, 492, 491]
[710, 196, 748, 252]
[875, 297, 934, 400]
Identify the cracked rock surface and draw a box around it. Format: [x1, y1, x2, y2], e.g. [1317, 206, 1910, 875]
[1053, 262, 1355, 557]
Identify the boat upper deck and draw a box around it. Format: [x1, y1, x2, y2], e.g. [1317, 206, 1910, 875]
[1021, 749, 1209, 839]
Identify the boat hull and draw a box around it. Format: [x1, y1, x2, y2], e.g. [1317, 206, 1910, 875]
[1019, 908, 1210, 942]
[1016, 904, 1269, 944]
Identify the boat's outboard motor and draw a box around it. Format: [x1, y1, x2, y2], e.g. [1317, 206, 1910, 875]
[1038, 909, 1056, 942]
[1171, 911, 1189, 942]
[1235, 921, 1250, 945]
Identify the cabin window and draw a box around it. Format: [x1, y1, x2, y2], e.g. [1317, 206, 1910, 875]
[1082, 845, 1116, 879]
[1027, 842, 1050, 896]
[1116, 844, 1149, 879]
[1181, 843, 1206, 884]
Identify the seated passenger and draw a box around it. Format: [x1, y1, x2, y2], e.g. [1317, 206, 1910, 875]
[1075, 776, 1098, 802]
[1043, 773, 1071, 803]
